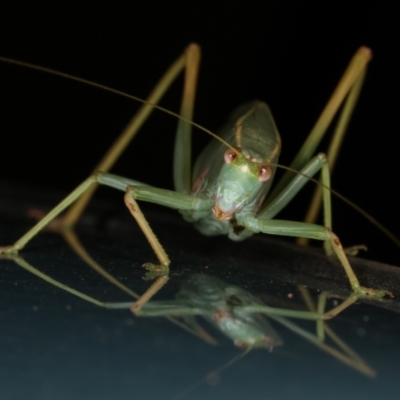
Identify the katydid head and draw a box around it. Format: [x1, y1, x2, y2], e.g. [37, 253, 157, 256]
[212, 147, 273, 221]
[193, 102, 281, 223]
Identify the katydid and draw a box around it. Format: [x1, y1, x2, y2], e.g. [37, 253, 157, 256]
[0, 44, 393, 316]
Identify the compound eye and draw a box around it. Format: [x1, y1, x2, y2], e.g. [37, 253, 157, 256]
[223, 147, 240, 164]
[258, 165, 272, 182]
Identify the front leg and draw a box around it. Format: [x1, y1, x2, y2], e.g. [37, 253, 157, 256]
[124, 191, 170, 278]
[124, 184, 211, 277]
[242, 216, 392, 317]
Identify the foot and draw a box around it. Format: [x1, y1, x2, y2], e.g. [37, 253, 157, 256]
[143, 262, 169, 281]
[355, 285, 394, 301]
[323, 285, 394, 320]
[343, 244, 368, 256]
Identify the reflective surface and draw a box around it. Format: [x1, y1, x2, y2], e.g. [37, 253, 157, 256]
[1, 182, 400, 400]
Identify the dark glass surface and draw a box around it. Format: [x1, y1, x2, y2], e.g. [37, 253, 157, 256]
[1, 182, 399, 400]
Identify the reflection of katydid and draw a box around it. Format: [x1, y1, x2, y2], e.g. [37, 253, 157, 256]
[4, 253, 376, 377]
[0, 44, 392, 315]
[132, 274, 376, 377]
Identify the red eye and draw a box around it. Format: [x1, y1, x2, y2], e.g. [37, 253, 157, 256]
[224, 147, 240, 163]
[258, 165, 272, 182]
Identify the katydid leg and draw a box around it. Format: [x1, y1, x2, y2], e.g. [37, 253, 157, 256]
[256, 150, 391, 315]
[268, 47, 372, 204]
[258, 153, 331, 228]
[243, 217, 389, 315]
[0, 172, 143, 254]
[0, 172, 173, 312]
[299, 65, 367, 237]
[122, 183, 211, 278]
[124, 193, 170, 276]
[62, 44, 201, 227]
[0, 175, 98, 254]
[173, 44, 201, 194]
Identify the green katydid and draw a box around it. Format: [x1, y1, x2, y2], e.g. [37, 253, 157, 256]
[0, 43, 393, 316]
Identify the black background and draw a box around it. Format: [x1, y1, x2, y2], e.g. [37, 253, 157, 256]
[0, 2, 398, 265]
